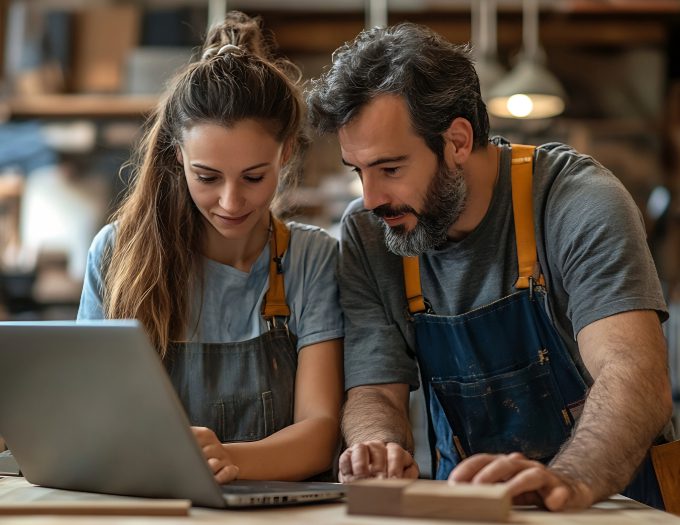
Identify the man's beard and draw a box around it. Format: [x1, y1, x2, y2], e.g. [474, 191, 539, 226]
[372, 161, 467, 256]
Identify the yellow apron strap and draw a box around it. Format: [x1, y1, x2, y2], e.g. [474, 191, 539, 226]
[403, 144, 544, 312]
[262, 215, 291, 319]
[403, 255, 426, 314]
[510, 144, 545, 289]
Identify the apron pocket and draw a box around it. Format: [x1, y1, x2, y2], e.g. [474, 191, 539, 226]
[205, 391, 275, 443]
[431, 360, 570, 461]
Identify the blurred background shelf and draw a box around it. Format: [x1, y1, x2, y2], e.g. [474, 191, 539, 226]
[4, 95, 158, 118]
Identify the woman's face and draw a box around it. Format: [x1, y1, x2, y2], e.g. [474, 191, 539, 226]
[178, 120, 285, 244]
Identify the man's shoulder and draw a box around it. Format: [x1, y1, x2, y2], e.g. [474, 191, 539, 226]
[341, 198, 383, 231]
[342, 197, 369, 221]
[339, 198, 398, 265]
[535, 142, 609, 182]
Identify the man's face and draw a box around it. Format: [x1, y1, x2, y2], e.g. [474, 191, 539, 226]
[339, 94, 467, 256]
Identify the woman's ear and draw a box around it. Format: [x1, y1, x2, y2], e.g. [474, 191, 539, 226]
[442, 117, 473, 167]
[175, 146, 184, 165]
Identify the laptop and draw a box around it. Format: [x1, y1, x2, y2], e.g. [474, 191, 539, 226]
[0, 320, 345, 508]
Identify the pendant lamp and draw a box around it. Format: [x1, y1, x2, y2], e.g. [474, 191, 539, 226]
[208, 0, 228, 29]
[365, 0, 388, 28]
[487, 0, 566, 119]
[472, 0, 506, 102]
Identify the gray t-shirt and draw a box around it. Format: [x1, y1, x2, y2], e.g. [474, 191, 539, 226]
[78, 221, 344, 351]
[341, 137, 668, 391]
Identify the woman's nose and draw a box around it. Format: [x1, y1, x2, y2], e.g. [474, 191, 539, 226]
[218, 182, 244, 212]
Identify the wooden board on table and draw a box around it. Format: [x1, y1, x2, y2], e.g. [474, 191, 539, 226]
[347, 478, 511, 522]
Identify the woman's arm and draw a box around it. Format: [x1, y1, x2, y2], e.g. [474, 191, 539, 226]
[196, 338, 344, 482]
[77, 224, 115, 320]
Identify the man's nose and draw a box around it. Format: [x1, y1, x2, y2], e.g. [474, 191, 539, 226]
[361, 174, 388, 211]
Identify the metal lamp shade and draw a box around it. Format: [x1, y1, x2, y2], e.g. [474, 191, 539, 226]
[487, 58, 566, 119]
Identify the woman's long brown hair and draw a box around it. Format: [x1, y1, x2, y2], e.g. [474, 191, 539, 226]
[103, 12, 308, 356]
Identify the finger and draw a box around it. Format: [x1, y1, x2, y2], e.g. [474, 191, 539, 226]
[448, 454, 499, 482]
[349, 444, 372, 479]
[207, 456, 224, 474]
[191, 426, 215, 446]
[503, 464, 571, 511]
[366, 441, 388, 478]
[338, 449, 355, 482]
[504, 465, 552, 495]
[385, 443, 409, 478]
[191, 426, 206, 443]
[201, 443, 225, 461]
[473, 456, 542, 484]
[403, 461, 420, 479]
[215, 465, 240, 484]
[542, 484, 572, 511]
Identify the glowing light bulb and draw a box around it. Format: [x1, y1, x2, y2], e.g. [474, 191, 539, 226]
[506, 94, 534, 118]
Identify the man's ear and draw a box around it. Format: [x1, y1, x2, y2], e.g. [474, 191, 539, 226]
[442, 117, 473, 167]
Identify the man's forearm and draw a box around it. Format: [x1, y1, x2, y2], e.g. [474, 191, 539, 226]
[341, 386, 414, 453]
[549, 313, 672, 501]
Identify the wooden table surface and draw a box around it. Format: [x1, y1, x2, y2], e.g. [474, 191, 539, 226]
[1, 475, 680, 524]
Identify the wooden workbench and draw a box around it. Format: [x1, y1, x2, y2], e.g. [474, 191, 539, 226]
[1, 475, 679, 524]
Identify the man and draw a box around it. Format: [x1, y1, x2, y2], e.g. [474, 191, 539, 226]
[307, 23, 673, 511]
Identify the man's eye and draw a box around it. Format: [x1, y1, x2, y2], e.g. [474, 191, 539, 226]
[383, 167, 400, 176]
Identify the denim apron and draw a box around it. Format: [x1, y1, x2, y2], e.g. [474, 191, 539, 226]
[164, 217, 297, 443]
[403, 145, 664, 508]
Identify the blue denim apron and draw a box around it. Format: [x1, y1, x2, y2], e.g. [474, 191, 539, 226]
[165, 217, 297, 443]
[403, 145, 664, 508]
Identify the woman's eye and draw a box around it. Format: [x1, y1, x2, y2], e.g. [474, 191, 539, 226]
[244, 174, 265, 183]
[195, 174, 217, 183]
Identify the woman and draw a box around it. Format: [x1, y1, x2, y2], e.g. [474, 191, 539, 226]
[78, 12, 343, 484]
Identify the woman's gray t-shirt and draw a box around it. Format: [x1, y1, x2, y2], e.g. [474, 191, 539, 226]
[78, 221, 344, 351]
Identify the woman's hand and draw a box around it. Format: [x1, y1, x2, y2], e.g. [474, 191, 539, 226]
[191, 426, 239, 484]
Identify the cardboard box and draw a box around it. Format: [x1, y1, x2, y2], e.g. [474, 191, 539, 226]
[71, 6, 140, 93]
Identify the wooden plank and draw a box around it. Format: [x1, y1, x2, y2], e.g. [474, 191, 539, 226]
[0, 500, 190, 516]
[346, 478, 414, 517]
[402, 480, 511, 522]
[347, 478, 511, 522]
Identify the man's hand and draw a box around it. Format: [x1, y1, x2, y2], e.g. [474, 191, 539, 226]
[338, 440, 419, 482]
[449, 452, 595, 511]
[191, 426, 239, 484]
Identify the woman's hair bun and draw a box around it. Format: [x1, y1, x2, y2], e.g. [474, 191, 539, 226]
[201, 11, 270, 61]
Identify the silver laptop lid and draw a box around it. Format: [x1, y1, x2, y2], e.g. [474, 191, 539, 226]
[0, 320, 226, 508]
